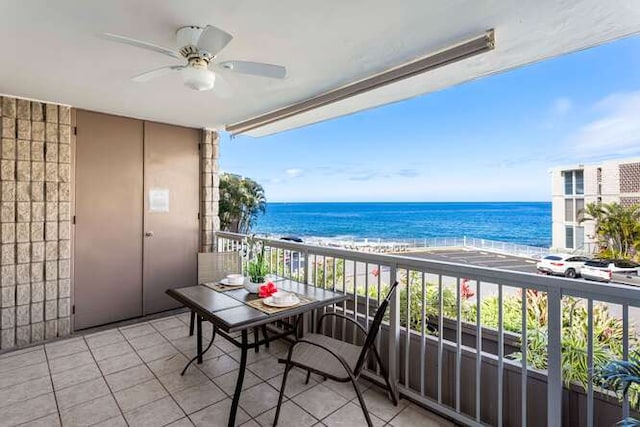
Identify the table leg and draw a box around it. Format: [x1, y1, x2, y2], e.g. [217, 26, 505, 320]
[197, 315, 203, 364]
[229, 330, 248, 427]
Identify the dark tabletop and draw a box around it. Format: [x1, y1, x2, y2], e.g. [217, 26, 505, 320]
[167, 279, 349, 333]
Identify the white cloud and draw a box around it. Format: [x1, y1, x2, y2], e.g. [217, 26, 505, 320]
[551, 97, 573, 116]
[570, 90, 640, 156]
[284, 168, 304, 178]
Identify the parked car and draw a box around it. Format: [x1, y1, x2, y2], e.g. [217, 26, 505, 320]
[536, 254, 591, 278]
[610, 272, 640, 287]
[581, 259, 640, 282]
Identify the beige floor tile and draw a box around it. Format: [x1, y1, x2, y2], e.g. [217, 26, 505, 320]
[19, 413, 61, 426]
[85, 331, 126, 350]
[322, 401, 385, 427]
[91, 341, 134, 361]
[92, 415, 128, 427]
[0, 362, 50, 389]
[48, 351, 95, 375]
[160, 326, 191, 341]
[0, 345, 43, 360]
[246, 356, 285, 381]
[97, 351, 143, 375]
[105, 364, 155, 393]
[238, 382, 282, 418]
[190, 398, 250, 427]
[197, 354, 238, 379]
[240, 421, 260, 427]
[0, 392, 57, 425]
[55, 377, 110, 410]
[0, 375, 52, 409]
[0, 348, 46, 374]
[388, 403, 454, 427]
[166, 417, 195, 427]
[255, 400, 317, 427]
[136, 342, 180, 363]
[168, 336, 198, 355]
[212, 338, 237, 353]
[128, 332, 168, 351]
[172, 381, 227, 414]
[212, 368, 262, 396]
[151, 316, 185, 332]
[267, 368, 318, 399]
[120, 323, 155, 340]
[60, 394, 121, 427]
[228, 347, 274, 366]
[353, 387, 408, 422]
[157, 367, 209, 393]
[45, 338, 88, 360]
[113, 378, 168, 412]
[51, 362, 102, 391]
[322, 378, 372, 401]
[147, 353, 189, 377]
[292, 384, 348, 420]
[124, 396, 184, 427]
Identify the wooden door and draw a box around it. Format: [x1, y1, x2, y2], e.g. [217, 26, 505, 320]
[142, 121, 200, 314]
[74, 110, 144, 329]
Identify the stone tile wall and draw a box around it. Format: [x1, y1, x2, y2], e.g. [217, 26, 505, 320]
[619, 162, 640, 194]
[0, 96, 71, 350]
[200, 130, 220, 252]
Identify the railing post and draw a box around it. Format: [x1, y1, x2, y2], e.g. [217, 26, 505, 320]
[388, 263, 400, 401]
[547, 287, 562, 427]
[303, 249, 310, 285]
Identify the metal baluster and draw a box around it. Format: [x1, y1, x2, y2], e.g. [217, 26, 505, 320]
[521, 287, 528, 427]
[342, 260, 347, 341]
[476, 281, 482, 421]
[376, 264, 382, 376]
[438, 274, 443, 404]
[331, 258, 337, 338]
[405, 269, 410, 388]
[498, 284, 504, 427]
[623, 303, 630, 419]
[587, 299, 593, 427]
[353, 261, 359, 345]
[547, 288, 562, 427]
[388, 263, 400, 402]
[456, 277, 461, 412]
[365, 263, 370, 344]
[420, 271, 426, 396]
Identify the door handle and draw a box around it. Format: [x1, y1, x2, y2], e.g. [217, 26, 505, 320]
[145, 231, 154, 237]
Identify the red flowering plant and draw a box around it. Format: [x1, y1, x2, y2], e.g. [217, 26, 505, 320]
[258, 282, 277, 298]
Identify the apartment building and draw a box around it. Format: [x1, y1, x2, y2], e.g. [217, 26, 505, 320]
[551, 157, 640, 253]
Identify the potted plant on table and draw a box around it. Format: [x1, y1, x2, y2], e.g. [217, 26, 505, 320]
[592, 350, 640, 426]
[241, 235, 269, 293]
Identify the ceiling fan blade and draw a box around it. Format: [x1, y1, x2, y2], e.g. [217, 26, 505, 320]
[212, 72, 233, 99]
[217, 61, 286, 79]
[196, 25, 233, 56]
[131, 65, 185, 82]
[102, 33, 182, 60]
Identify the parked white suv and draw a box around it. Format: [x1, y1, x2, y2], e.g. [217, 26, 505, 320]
[581, 259, 640, 282]
[536, 254, 591, 278]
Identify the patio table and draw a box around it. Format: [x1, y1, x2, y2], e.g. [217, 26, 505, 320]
[166, 279, 348, 427]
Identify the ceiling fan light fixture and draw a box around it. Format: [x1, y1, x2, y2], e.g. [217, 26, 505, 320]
[181, 66, 215, 91]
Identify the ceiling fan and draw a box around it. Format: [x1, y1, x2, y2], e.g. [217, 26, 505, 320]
[102, 25, 286, 92]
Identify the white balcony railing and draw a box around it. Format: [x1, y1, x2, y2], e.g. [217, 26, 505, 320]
[216, 231, 640, 427]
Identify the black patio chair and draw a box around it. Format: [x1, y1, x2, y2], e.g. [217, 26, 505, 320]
[274, 281, 400, 427]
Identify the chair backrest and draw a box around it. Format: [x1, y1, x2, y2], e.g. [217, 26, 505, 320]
[197, 252, 242, 284]
[354, 281, 400, 375]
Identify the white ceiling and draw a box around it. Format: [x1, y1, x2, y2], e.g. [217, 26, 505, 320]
[1, 1, 639, 137]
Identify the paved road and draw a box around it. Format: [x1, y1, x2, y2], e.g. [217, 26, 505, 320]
[405, 248, 539, 274]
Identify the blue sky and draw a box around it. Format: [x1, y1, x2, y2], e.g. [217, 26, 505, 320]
[220, 35, 640, 203]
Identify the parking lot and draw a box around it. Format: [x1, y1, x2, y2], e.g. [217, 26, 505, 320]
[406, 248, 539, 274]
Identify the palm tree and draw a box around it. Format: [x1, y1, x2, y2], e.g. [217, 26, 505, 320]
[580, 202, 640, 259]
[593, 351, 640, 425]
[219, 173, 266, 233]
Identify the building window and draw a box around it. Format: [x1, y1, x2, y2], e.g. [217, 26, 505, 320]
[565, 226, 574, 249]
[575, 226, 584, 250]
[564, 172, 573, 195]
[565, 199, 574, 222]
[575, 198, 584, 222]
[575, 170, 584, 194]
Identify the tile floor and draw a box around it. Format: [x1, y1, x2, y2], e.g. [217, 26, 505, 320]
[0, 312, 455, 427]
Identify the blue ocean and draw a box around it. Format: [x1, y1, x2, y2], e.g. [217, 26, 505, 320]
[253, 202, 551, 247]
